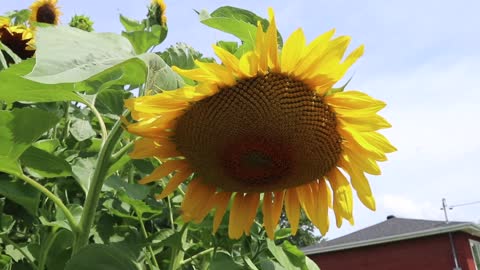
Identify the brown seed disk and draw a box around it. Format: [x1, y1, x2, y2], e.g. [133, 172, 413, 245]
[173, 73, 342, 192]
[36, 4, 57, 24]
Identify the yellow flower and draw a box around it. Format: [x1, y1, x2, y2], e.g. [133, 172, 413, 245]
[30, 0, 61, 25]
[125, 8, 395, 239]
[0, 17, 9, 28]
[150, 0, 167, 26]
[0, 25, 35, 61]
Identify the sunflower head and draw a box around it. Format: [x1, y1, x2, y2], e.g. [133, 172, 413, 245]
[29, 0, 61, 26]
[69, 14, 94, 32]
[148, 0, 167, 27]
[0, 25, 35, 63]
[125, 8, 395, 239]
[0, 17, 9, 28]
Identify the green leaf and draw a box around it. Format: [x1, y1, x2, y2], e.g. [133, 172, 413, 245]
[0, 175, 41, 216]
[65, 244, 140, 270]
[71, 157, 96, 193]
[95, 89, 128, 115]
[275, 228, 292, 240]
[210, 251, 244, 270]
[201, 6, 283, 48]
[20, 146, 72, 178]
[0, 108, 60, 174]
[119, 14, 145, 32]
[305, 257, 320, 270]
[201, 17, 258, 45]
[70, 115, 96, 142]
[260, 261, 287, 270]
[216, 41, 239, 55]
[25, 26, 136, 84]
[139, 53, 184, 93]
[267, 239, 300, 270]
[1, 40, 22, 65]
[122, 30, 160, 55]
[0, 60, 80, 103]
[75, 57, 147, 95]
[32, 139, 60, 153]
[211, 6, 269, 31]
[159, 42, 211, 70]
[45, 229, 74, 270]
[282, 241, 306, 269]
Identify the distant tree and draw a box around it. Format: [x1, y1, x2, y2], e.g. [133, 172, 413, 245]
[279, 210, 322, 247]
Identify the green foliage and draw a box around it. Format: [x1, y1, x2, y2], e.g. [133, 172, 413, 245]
[280, 211, 322, 248]
[0, 5, 320, 270]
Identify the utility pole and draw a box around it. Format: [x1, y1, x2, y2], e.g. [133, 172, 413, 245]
[440, 198, 461, 270]
[441, 198, 449, 223]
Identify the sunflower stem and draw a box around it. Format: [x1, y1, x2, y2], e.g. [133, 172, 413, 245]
[180, 247, 214, 266]
[168, 224, 188, 270]
[76, 94, 108, 142]
[72, 112, 126, 254]
[136, 212, 160, 269]
[15, 173, 79, 233]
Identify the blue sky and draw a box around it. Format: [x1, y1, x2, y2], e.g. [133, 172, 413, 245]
[2, 0, 480, 240]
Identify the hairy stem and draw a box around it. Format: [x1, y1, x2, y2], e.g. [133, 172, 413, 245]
[180, 248, 214, 266]
[72, 112, 126, 254]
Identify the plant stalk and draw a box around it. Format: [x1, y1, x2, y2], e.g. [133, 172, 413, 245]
[16, 173, 79, 232]
[72, 113, 126, 254]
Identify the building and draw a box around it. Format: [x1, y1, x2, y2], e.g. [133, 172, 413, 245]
[303, 216, 480, 270]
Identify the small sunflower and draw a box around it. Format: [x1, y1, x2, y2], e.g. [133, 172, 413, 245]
[149, 0, 167, 26]
[0, 25, 35, 61]
[30, 0, 61, 25]
[125, 9, 395, 239]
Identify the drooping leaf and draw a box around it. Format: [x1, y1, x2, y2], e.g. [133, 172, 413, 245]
[0, 175, 41, 216]
[25, 26, 137, 84]
[0, 60, 80, 103]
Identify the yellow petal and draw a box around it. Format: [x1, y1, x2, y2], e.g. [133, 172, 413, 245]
[239, 51, 258, 77]
[284, 189, 300, 235]
[326, 167, 354, 227]
[262, 191, 285, 239]
[315, 179, 330, 235]
[296, 184, 315, 220]
[181, 179, 216, 222]
[229, 193, 246, 239]
[255, 22, 268, 74]
[294, 29, 336, 77]
[326, 91, 386, 112]
[338, 156, 376, 211]
[213, 192, 232, 233]
[338, 115, 392, 132]
[339, 127, 388, 161]
[213, 45, 241, 76]
[155, 170, 192, 199]
[194, 60, 236, 87]
[266, 8, 279, 71]
[343, 147, 382, 175]
[280, 28, 306, 73]
[243, 193, 260, 235]
[361, 132, 397, 153]
[139, 159, 188, 184]
[129, 138, 178, 159]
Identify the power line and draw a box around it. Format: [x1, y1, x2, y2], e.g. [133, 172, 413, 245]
[449, 200, 480, 209]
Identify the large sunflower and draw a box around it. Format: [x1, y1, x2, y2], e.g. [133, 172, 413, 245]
[125, 9, 395, 239]
[0, 24, 35, 62]
[30, 0, 61, 25]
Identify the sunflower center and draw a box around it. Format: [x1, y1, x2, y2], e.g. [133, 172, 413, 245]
[36, 4, 56, 24]
[173, 73, 342, 192]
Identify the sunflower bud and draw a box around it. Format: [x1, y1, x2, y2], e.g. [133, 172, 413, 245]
[69, 15, 94, 32]
[147, 0, 167, 27]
